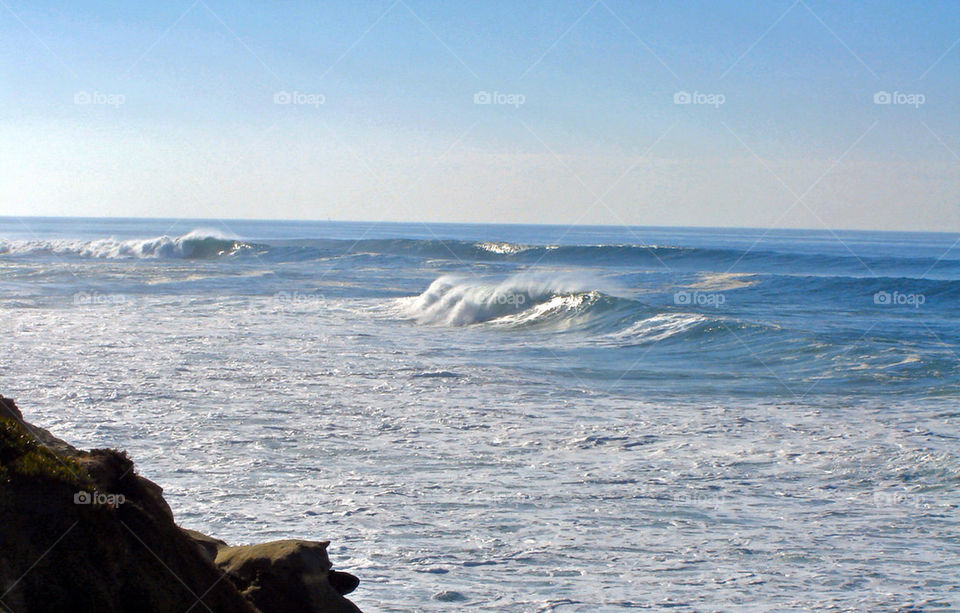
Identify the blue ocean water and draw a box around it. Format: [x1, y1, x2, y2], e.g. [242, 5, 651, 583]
[2, 217, 959, 611]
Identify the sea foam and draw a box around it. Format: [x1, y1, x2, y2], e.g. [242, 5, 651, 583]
[0, 229, 252, 259]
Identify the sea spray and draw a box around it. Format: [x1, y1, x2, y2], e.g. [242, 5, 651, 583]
[397, 272, 616, 326]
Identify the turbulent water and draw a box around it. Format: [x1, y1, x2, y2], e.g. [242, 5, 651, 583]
[2, 217, 959, 611]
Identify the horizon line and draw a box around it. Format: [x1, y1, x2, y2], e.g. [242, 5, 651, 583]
[2, 214, 957, 237]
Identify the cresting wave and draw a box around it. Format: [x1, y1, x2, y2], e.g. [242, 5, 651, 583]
[396, 274, 743, 346]
[0, 230, 255, 259]
[396, 274, 606, 326]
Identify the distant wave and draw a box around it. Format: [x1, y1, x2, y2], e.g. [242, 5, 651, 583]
[0, 235, 761, 265]
[339, 239, 697, 265]
[331, 239, 960, 277]
[5, 234, 960, 280]
[240, 238, 960, 275]
[475, 241, 538, 255]
[0, 230, 258, 259]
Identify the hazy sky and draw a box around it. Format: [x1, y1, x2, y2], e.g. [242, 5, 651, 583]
[1, 0, 958, 231]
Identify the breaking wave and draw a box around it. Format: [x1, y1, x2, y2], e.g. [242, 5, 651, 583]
[395, 274, 612, 327]
[0, 230, 257, 259]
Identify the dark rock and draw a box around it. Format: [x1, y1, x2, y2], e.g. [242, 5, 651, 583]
[216, 540, 363, 613]
[329, 570, 361, 597]
[0, 395, 23, 420]
[182, 527, 229, 563]
[0, 395, 78, 456]
[78, 448, 175, 522]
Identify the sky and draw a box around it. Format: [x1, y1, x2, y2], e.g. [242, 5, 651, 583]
[1, 0, 958, 231]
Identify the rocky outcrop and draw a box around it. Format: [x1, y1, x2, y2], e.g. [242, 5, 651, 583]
[179, 530, 363, 613]
[1, 396, 79, 457]
[214, 540, 362, 613]
[0, 395, 363, 613]
[182, 527, 229, 563]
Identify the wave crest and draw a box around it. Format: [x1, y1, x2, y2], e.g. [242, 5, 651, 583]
[0, 230, 255, 259]
[398, 275, 774, 348]
[601, 312, 710, 344]
[397, 274, 607, 327]
[475, 241, 534, 255]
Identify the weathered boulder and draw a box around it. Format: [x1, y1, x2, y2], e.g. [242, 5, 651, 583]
[182, 527, 229, 563]
[216, 540, 362, 613]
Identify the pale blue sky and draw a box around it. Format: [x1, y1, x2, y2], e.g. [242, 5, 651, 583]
[1, 0, 958, 230]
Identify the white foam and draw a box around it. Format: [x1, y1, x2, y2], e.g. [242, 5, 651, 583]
[0, 230, 248, 259]
[475, 241, 532, 255]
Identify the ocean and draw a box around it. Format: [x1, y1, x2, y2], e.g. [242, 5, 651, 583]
[2, 217, 958, 611]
